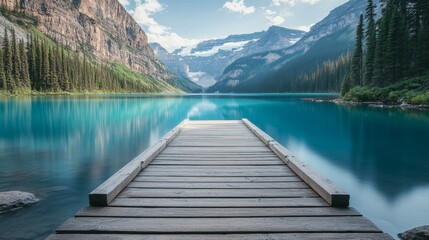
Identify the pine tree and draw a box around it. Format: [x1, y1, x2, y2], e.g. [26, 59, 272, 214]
[385, 8, 400, 83]
[351, 15, 364, 87]
[0, 48, 5, 90]
[40, 41, 50, 91]
[11, 29, 22, 88]
[19, 40, 31, 90]
[3, 30, 15, 91]
[363, 0, 377, 86]
[28, 36, 38, 90]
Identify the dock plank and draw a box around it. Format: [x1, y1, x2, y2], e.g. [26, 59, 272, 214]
[109, 197, 329, 207]
[47, 233, 394, 240]
[133, 176, 302, 182]
[57, 216, 382, 233]
[49, 120, 392, 240]
[76, 207, 361, 218]
[117, 188, 317, 198]
[127, 181, 308, 189]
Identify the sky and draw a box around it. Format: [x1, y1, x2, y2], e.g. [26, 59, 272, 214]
[119, 0, 349, 52]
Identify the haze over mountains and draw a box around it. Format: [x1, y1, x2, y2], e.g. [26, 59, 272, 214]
[0, 0, 366, 94]
[152, 26, 305, 88]
[151, 0, 366, 93]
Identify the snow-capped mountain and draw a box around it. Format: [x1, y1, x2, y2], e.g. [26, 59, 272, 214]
[209, 0, 367, 92]
[168, 26, 305, 88]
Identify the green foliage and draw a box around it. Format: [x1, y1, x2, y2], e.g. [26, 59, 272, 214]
[343, 75, 429, 105]
[345, 0, 429, 104]
[0, 8, 179, 95]
[168, 74, 202, 93]
[363, 0, 377, 85]
[0, 30, 179, 95]
[351, 15, 364, 87]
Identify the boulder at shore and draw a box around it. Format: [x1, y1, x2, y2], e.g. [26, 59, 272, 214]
[399, 225, 429, 240]
[0, 191, 39, 213]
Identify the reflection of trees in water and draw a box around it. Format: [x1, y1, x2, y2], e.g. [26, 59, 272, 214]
[0, 96, 194, 187]
[1, 95, 429, 200]
[238, 99, 429, 201]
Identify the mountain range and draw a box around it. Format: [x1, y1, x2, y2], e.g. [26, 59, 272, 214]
[0, 0, 199, 93]
[152, 26, 305, 88]
[0, 0, 365, 94]
[208, 0, 366, 92]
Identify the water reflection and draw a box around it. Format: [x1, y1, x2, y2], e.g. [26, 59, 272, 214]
[0, 94, 428, 239]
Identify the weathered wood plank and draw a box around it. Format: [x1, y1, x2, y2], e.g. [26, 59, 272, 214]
[109, 197, 329, 207]
[76, 207, 361, 218]
[133, 176, 302, 182]
[139, 171, 295, 177]
[242, 118, 350, 208]
[47, 233, 394, 240]
[56, 216, 382, 233]
[169, 142, 266, 147]
[150, 160, 284, 166]
[127, 181, 307, 189]
[118, 188, 317, 198]
[88, 120, 189, 206]
[156, 154, 279, 158]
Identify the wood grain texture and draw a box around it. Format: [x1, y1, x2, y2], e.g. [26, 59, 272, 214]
[118, 188, 317, 198]
[133, 176, 302, 182]
[127, 181, 308, 189]
[57, 216, 382, 233]
[76, 207, 361, 218]
[49, 120, 391, 240]
[47, 233, 394, 240]
[109, 197, 329, 207]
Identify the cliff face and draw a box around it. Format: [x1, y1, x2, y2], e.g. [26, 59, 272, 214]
[1, 0, 168, 80]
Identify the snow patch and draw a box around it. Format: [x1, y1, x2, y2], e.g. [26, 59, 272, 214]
[187, 71, 206, 82]
[226, 80, 240, 87]
[178, 39, 258, 57]
[253, 53, 281, 64]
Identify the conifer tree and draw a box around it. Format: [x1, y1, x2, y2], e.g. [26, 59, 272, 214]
[11, 29, 22, 88]
[19, 40, 30, 90]
[363, 0, 376, 86]
[351, 15, 364, 87]
[0, 48, 5, 90]
[3, 30, 15, 91]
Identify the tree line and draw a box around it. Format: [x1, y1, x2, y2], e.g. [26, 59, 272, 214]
[0, 29, 168, 94]
[342, 0, 429, 94]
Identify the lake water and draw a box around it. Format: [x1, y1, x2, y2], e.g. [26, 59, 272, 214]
[0, 94, 428, 239]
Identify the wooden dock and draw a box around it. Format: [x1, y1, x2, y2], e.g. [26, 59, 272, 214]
[47, 120, 393, 240]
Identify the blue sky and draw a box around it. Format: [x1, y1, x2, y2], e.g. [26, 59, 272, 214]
[119, 0, 348, 52]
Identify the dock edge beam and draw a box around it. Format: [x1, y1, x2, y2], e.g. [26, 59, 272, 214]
[89, 119, 189, 206]
[242, 118, 350, 208]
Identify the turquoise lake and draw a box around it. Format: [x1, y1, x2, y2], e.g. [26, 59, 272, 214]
[0, 94, 429, 239]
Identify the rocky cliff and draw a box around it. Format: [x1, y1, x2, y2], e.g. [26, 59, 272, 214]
[0, 0, 168, 80]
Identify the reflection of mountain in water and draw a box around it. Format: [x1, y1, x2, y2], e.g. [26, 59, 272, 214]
[1, 95, 429, 239]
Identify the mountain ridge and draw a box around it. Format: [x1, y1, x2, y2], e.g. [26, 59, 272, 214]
[165, 26, 305, 88]
[0, 0, 169, 80]
[209, 0, 366, 93]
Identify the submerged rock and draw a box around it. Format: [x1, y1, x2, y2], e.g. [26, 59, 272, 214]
[399, 226, 429, 240]
[0, 191, 39, 213]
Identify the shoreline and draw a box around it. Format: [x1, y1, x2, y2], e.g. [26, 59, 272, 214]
[302, 98, 429, 111]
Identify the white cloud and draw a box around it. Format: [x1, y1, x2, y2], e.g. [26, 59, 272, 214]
[296, 23, 315, 32]
[130, 0, 200, 52]
[265, 9, 285, 25]
[273, 0, 320, 6]
[118, 0, 130, 6]
[223, 0, 255, 15]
